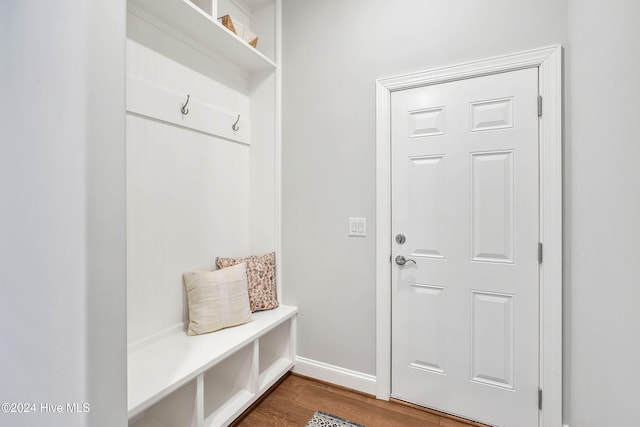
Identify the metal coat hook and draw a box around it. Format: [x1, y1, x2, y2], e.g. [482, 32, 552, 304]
[181, 94, 190, 115]
[232, 115, 240, 132]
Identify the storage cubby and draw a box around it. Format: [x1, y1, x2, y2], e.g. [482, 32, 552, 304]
[189, 0, 214, 16]
[217, 0, 276, 61]
[129, 380, 197, 427]
[203, 344, 255, 426]
[128, 306, 297, 426]
[259, 318, 294, 391]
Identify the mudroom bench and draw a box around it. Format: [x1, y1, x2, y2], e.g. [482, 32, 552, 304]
[128, 305, 297, 427]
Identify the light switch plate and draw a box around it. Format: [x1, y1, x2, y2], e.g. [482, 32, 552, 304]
[348, 217, 367, 237]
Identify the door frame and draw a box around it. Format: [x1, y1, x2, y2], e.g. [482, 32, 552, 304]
[375, 45, 563, 427]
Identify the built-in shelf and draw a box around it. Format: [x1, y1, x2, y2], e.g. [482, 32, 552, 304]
[128, 305, 297, 425]
[128, 0, 276, 74]
[126, 0, 286, 425]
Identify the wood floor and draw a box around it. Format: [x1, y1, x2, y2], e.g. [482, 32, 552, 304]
[232, 373, 487, 427]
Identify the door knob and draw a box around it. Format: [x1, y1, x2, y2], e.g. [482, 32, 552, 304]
[395, 255, 416, 266]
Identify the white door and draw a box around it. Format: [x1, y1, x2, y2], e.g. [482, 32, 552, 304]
[391, 68, 540, 427]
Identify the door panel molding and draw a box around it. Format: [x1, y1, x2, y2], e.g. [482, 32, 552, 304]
[375, 45, 562, 427]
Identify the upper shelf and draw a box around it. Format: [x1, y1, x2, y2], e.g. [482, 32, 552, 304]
[128, 0, 277, 74]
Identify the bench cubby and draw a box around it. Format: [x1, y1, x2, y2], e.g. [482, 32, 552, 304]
[129, 305, 297, 427]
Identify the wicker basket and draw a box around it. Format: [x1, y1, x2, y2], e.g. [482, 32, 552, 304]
[218, 15, 258, 48]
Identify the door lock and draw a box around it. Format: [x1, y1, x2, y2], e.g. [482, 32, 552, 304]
[395, 234, 406, 244]
[395, 255, 416, 266]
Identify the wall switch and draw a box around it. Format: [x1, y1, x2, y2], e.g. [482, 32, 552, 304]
[348, 217, 367, 237]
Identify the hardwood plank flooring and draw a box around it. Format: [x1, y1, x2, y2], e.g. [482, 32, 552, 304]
[232, 373, 487, 427]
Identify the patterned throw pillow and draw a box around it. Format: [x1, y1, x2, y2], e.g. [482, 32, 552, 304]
[216, 252, 278, 312]
[182, 263, 252, 336]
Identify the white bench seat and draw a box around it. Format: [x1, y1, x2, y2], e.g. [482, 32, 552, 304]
[128, 305, 297, 426]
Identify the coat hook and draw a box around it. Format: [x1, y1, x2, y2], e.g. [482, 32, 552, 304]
[232, 115, 240, 132]
[181, 94, 190, 115]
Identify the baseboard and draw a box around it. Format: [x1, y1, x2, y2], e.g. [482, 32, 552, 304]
[293, 356, 377, 396]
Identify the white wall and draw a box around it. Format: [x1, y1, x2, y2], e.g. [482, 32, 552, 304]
[0, 2, 126, 426]
[283, 1, 640, 425]
[3, 2, 638, 425]
[565, 0, 640, 425]
[282, 0, 567, 378]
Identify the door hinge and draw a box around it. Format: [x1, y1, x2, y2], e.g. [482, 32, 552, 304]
[538, 389, 543, 410]
[538, 242, 543, 264]
[538, 95, 543, 117]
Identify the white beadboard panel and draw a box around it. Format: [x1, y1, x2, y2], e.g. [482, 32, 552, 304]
[127, 77, 250, 144]
[126, 115, 250, 344]
[248, 75, 276, 255]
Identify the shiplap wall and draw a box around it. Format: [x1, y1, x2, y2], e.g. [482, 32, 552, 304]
[126, 13, 254, 345]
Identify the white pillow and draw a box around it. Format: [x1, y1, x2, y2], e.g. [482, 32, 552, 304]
[183, 263, 252, 336]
